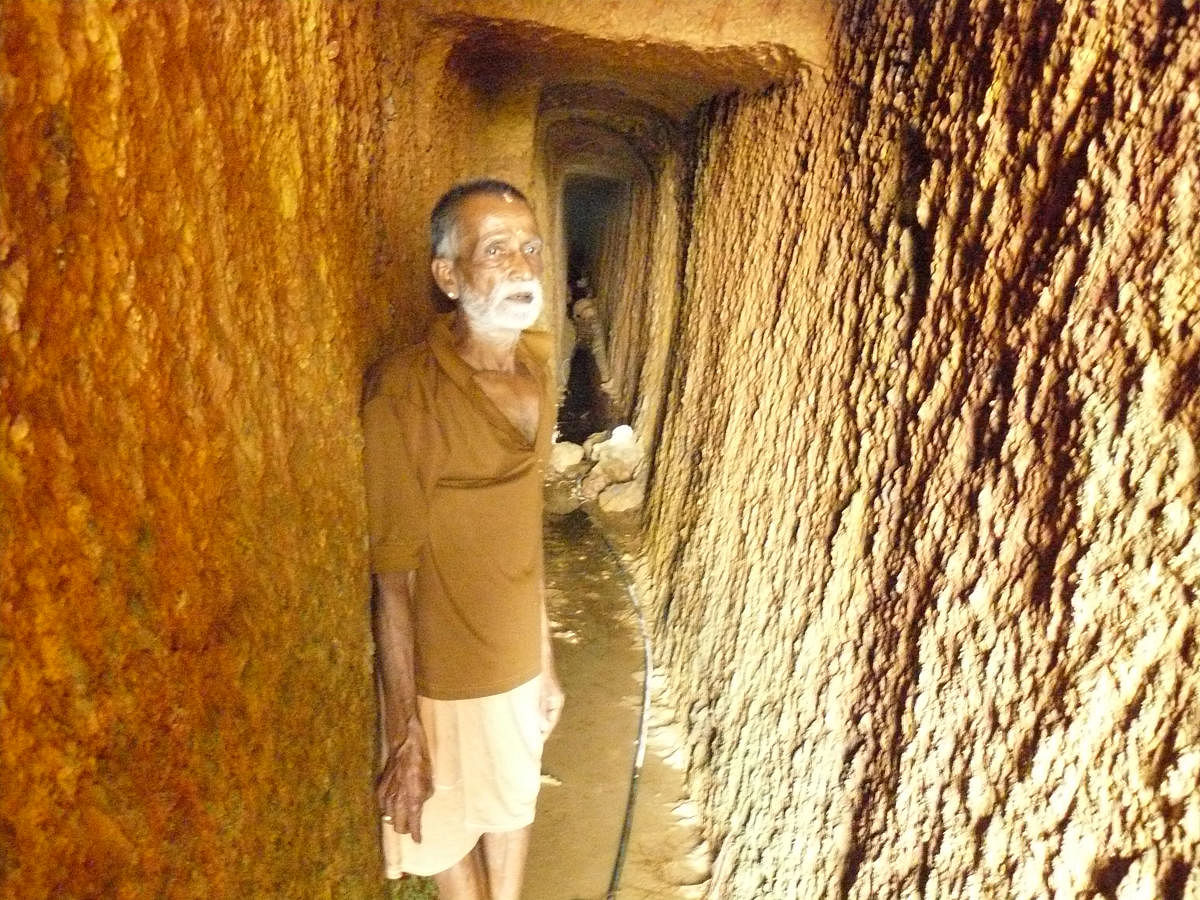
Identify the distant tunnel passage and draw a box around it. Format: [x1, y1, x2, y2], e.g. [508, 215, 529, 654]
[558, 175, 627, 442]
[563, 174, 626, 290]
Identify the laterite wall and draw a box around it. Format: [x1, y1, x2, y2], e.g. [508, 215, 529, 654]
[0, 2, 747, 892]
[0, 3, 421, 894]
[643, 0, 1200, 896]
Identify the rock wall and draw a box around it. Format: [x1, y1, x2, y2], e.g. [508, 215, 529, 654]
[643, 0, 1200, 896]
[624, 149, 687, 445]
[0, 2, 424, 894]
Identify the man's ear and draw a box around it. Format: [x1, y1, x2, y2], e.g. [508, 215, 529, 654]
[431, 257, 458, 299]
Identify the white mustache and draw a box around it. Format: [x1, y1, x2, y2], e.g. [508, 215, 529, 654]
[495, 279, 542, 303]
[459, 277, 544, 331]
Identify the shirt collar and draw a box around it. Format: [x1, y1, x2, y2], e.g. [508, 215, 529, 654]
[427, 312, 551, 447]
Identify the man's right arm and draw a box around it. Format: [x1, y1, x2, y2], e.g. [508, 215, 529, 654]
[373, 569, 433, 841]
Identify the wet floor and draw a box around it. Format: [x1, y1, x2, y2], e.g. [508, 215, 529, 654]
[525, 511, 644, 899]
[528, 511, 711, 900]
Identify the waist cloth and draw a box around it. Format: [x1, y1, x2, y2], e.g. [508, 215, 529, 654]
[381, 675, 545, 878]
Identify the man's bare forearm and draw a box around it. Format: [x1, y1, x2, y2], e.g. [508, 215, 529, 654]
[373, 570, 421, 750]
[373, 570, 433, 837]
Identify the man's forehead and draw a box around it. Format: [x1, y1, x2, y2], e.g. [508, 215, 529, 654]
[458, 192, 539, 237]
[460, 191, 532, 217]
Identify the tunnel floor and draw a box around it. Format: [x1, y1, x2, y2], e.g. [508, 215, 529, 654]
[527, 511, 644, 898]
[388, 511, 705, 899]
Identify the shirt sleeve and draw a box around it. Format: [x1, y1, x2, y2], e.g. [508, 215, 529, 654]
[361, 391, 441, 574]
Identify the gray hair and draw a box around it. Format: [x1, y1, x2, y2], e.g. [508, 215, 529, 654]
[429, 178, 530, 260]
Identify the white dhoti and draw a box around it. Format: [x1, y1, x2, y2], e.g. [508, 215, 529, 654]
[381, 675, 545, 878]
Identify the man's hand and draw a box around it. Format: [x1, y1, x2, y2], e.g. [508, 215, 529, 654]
[376, 717, 434, 842]
[539, 670, 564, 739]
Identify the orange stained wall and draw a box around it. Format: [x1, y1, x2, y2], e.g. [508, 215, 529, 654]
[1, 2, 417, 893]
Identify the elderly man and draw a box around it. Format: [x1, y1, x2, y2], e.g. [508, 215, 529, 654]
[361, 179, 564, 899]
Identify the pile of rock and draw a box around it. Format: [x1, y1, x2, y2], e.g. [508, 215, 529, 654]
[545, 424, 647, 515]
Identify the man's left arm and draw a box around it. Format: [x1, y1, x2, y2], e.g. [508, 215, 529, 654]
[539, 593, 564, 738]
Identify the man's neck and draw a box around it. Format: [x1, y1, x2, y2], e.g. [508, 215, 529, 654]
[451, 311, 522, 373]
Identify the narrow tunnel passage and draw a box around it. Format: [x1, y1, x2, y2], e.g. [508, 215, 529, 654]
[557, 175, 628, 442]
[563, 176, 627, 290]
[3, 2, 1198, 899]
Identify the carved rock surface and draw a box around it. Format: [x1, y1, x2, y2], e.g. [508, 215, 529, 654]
[0, 2, 407, 894]
[639, 2, 1200, 897]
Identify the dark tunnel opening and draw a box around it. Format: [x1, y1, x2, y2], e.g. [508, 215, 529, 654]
[557, 174, 627, 442]
[563, 174, 624, 283]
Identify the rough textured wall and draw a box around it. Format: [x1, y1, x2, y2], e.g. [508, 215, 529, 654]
[0, 2, 412, 893]
[368, 26, 494, 353]
[643, 0, 1200, 896]
[620, 151, 686, 444]
[587, 178, 637, 410]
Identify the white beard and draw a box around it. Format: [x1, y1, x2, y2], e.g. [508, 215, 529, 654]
[459, 278, 544, 332]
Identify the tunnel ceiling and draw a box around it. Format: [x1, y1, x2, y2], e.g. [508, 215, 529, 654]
[433, 12, 823, 122]
[539, 121, 651, 187]
[415, 0, 831, 76]
[410, 5, 831, 212]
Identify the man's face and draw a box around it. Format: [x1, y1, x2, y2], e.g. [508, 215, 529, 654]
[435, 192, 545, 332]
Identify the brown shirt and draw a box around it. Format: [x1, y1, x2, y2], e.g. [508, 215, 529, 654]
[362, 314, 554, 700]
